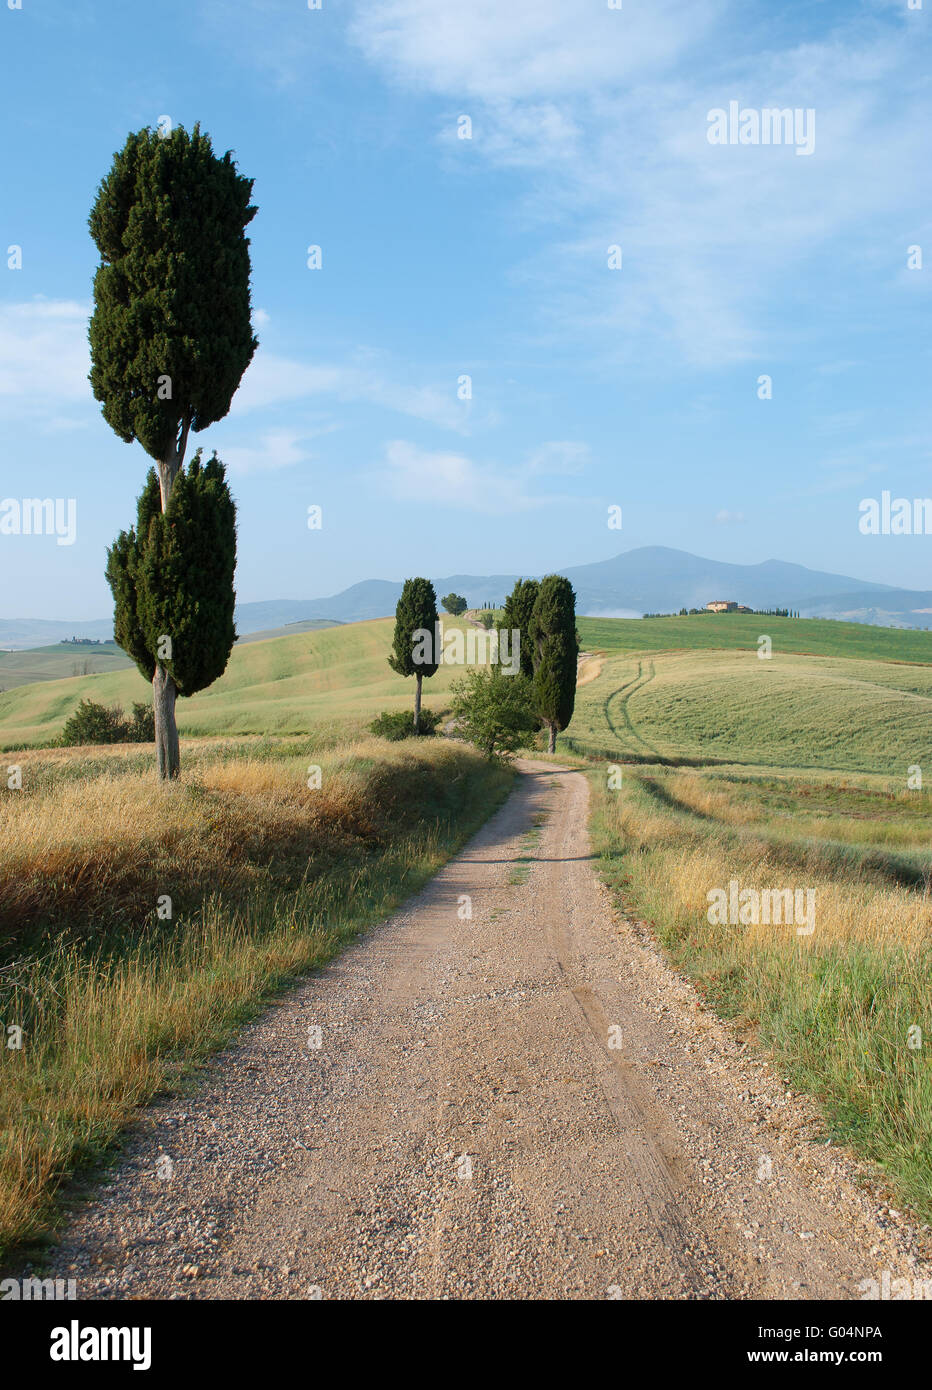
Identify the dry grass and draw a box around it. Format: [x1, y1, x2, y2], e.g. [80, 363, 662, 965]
[0, 737, 511, 1257]
[590, 766, 932, 1220]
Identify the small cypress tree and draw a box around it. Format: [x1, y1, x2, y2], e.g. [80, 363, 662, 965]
[106, 451, 238, 778]
[499, 578, 540, 680]
[529, 575, 579, 753]
[388, 578, 439, 734]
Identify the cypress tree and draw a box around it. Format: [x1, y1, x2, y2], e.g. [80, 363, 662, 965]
[88, 123, 256, 778]
[106, 451, 238, 779]
[529, 575, 579, 753]
[388, 578, 440, 734]
[499, 578, 540, 680]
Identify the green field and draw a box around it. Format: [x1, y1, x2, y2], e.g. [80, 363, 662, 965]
[0, 617, 490, 748]
[0, 642, 132, 692]
[577, 612, 932, 664]
[567, 614, 932, 1223]
[568, 648, 932, 776]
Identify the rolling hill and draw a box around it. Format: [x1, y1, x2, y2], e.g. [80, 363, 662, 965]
[2, 609, 931, 760]
[7, 546, 931, 650]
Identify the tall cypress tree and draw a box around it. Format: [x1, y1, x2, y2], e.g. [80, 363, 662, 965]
[88, 123, 256, 778]
[498, 578, 539, 680]
[388, 578, 440, 734]
[106, 451, 238, 778]
[529, 575, 579, 753]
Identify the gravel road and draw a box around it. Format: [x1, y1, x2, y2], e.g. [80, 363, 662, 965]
[47, 761, 931, 1299]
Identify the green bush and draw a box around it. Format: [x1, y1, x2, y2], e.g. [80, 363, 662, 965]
[369, 708, 439, 741]
[450, 669, 539, 760]
[60, 698, 155, 746]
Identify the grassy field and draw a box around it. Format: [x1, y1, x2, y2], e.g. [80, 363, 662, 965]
[566, 615, 932, 1221]
[578, 612, 932, 664]
[0, 735, 511, 1256]
[0, 642, 132, 692]
[0, 617, 490, 749]
[588, 764, 932, 1221]
[566, 649, 932, 775]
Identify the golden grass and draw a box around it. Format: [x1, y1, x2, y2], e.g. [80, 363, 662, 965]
[590, 766, 932, 1220]
[0, 737, 512, 1256]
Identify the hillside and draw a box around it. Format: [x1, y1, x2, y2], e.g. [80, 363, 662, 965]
[577, 612, 932, 664]
[0, 642, 132, 691]
[3, 609, 931, 756]
[0, 617, 478, 748]
[569, 647, 932, 775]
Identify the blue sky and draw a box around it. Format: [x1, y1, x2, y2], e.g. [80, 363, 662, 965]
[1, 0, 929, 619]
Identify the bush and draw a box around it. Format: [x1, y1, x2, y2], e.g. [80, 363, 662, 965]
[128, 701, 155, 742]
[450, 669, 539, 760]
[60, 698, 155, 746]
[369, 707, 439, 741]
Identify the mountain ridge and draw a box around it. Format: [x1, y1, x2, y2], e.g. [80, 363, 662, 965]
[3, 546, 927, 648]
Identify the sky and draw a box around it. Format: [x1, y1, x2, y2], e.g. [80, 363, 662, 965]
[0, 0, 929, 620]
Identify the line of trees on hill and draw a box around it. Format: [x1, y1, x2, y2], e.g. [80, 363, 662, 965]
[386, 575, 579, 757]
[643, 607, 802, 619]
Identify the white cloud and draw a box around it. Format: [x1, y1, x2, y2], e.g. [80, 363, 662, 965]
[0, 299, 92, 419]
[352, 0, 716, 101]
[219, 429, 312, 475]
[526, 441, 588, 475]
[351, 2, 929, 366]
[714, 509, 747, 525]
[231, 348, 466, 430]
[379, 438, 582, 512]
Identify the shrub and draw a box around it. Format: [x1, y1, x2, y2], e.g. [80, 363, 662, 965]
[369, 707, 439, 741]
[60, 699, 126, 746]
[128, 701, 155, 742]
[450, 669, 538, 760]
[59, 698, 155, 746]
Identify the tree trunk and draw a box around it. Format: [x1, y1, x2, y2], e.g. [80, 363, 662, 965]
[548, 722, 557, 754]
[153, 662, 180, 780]
[414, 671, 423, 734]
[157, 416, 191, 510]
[151, 416, 190, 779]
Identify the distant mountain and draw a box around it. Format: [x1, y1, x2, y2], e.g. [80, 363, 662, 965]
[5, 548, 930, 649]
[230, 547, 909, 631]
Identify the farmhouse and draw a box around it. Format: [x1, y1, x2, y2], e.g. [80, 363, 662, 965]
[706, 600, 737, 613]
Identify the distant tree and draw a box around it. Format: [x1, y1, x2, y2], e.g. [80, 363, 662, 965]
[529, 575, 579, 753]
[451, 669, 538, 761]
[388, 578, 440, 734]
[441, 593, 467, 616]
[499, 578, 540, 679]
[89, 123, 256, 778]
[106, 452, 238, 777]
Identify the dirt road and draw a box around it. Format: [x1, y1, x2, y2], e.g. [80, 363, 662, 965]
[52, 761, 930, 1299]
